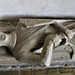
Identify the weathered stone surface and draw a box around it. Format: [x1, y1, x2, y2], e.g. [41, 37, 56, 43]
[5, 70, 19, 75]
[32, 69, 46, 75]
[61, 73, 73, 75]
[47, 69, 60, 75]
[59, 69, 73, 73]
[21, 70, 31, 75]
[0, 19, 74, 69]
[0, 71, 4, 75]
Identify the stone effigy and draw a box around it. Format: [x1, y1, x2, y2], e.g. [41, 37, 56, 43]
[0, 20, 75, 67]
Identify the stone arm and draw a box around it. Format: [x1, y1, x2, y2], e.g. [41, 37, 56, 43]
[12, 27, 62, 67]
[12, 22, 75, 67]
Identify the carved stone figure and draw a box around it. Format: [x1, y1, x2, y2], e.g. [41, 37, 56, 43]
[0, 20, 74, 67]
